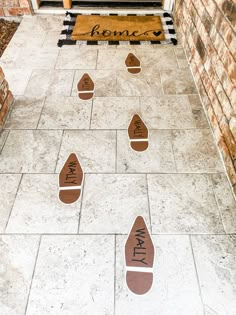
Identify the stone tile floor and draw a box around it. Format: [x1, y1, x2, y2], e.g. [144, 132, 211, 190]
[0, 14, 236, 315]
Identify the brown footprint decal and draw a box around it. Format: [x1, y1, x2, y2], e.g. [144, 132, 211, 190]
[59, 153, 83, 204]
[128, 114, 149, 152]
[125, 216, 154, 295]
[77, 73, 94, 100]
[125, 53, 141, 74]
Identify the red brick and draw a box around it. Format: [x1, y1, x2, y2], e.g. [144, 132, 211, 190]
[3, 7, 31, 16]
[0, 0, 19, 6]
[219, 116, 236, 161]
[0, 8, 4, 16]
[19, 0, 30, 7]
[0, 79, 9, 105]
[0, 91, 13, 126]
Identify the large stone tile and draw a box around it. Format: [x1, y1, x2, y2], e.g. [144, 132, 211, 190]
[38, 95, 91, 129]
[5, 97, 45, 129]
[56, 130, 116, 173]
[42, 31, 61, 49]
[3, 68, 32, 95]
[115, 235, 204, 315]
[8, 30, 47, 49]
[91, 96, 139, 129]
[116, 68, 163, 97]
[0, 130, 62, 173]
[0, 174, 21, 233]
[172, 129, 223, 173]
[16, 48, 59, 70]
[188, 94, 209, 128]
[210, 173, 236, 233]
[25, 70, 74, 97]
[0, 46, 21, 69]
[117, 130, 176, 173]
[56, 48, 97, 69]
[136, 46, 178, 68]
[0, 235, 40, 315]
[174, 47, 189, 68]
[18, 15, 64, 33]
[139, 95, 196, 128]
[97, 49, 132, 70]
[71, 70, 116, 97]
[6, 174, 80, 234]
[0, 129, 9, 151]
[27, 235, 114, 315]
[80, 174, 149, 233]
[160, 68, 197, 94]
[148, 174, 224, 234]
[191, 235, 236, 315]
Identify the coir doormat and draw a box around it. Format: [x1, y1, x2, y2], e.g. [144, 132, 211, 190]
[58, 12, 177, 47]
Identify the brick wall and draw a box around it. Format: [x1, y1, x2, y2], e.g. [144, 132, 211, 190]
[174, 0, 236, 194]
[0, 67, 14, 129]
[0, 0, 32, 16]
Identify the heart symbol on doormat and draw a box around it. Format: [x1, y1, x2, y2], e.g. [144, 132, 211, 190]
[153, 31, 162, 37]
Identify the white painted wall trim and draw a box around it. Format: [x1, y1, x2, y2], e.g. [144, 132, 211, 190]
[163, 0, 174, 11]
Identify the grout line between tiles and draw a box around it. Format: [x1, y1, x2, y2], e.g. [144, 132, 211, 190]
[115, 130, 118, 173]
[2, 233, 235, 236]
[24, 235, 42, 315]
[169, 130, 178, 172]
[0, 129, 10, 154]
[146, 174, 153, 234]
[189, 236, 206, 315]
[53, 129, 64, 173]
[69, 69, 77, 97]
[77, 174, 86, 234]
[4, 173, 23, 233]
[89, 99, 94, 129]
[36, 96, 47, 129]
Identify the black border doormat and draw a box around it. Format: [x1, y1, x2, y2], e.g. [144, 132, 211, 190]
[57, 12, 177, 47]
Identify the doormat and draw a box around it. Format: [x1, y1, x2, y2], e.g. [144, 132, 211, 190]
[57, 12, 177, 47]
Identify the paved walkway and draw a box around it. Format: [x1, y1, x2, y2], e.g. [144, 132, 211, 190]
[0, 15, 236, 315]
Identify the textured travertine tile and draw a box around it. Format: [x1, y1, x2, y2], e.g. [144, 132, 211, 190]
[25, 69, 74, 97]
[0, 235, 39, 315]
[97, 49, 134, 69]
[188, 94, 209, 128]
[139, 95, 196, 128]
[174, 47, 189, 68]
[160, 68, 197, 94]
[5, 97, 44, 129]
[0, 174, 21, 233]
[6, 174, 80, 234]
[42, 31, 63, 49]
[38, 96, 91, 129]
[137, 46, 178, 68]
[16, 48, 59, 70]
[116, 68, 163, 97]
[71, 70, 116, 97]
[56, 130, 116, 173]
[56, 49, 97, 69]
[17, 15, 64, 33]
[91, 96, 139, 129]
[172, 129, 223, 172]
[148, 174, 224, 234]
[3, 68, 32, 95]
[117, 130, 176, 173]
[80, 174, 149, 233]
[0, 130, 62, 173]
[27, 235, 114, 315]
[0, 46, 21, 69]
[210, 173, 236, 233]
[191, 235, 236, 315]
[0, 129, 9, 151]
[8, 31, 47, 49]
[116, 235, 204, 315]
